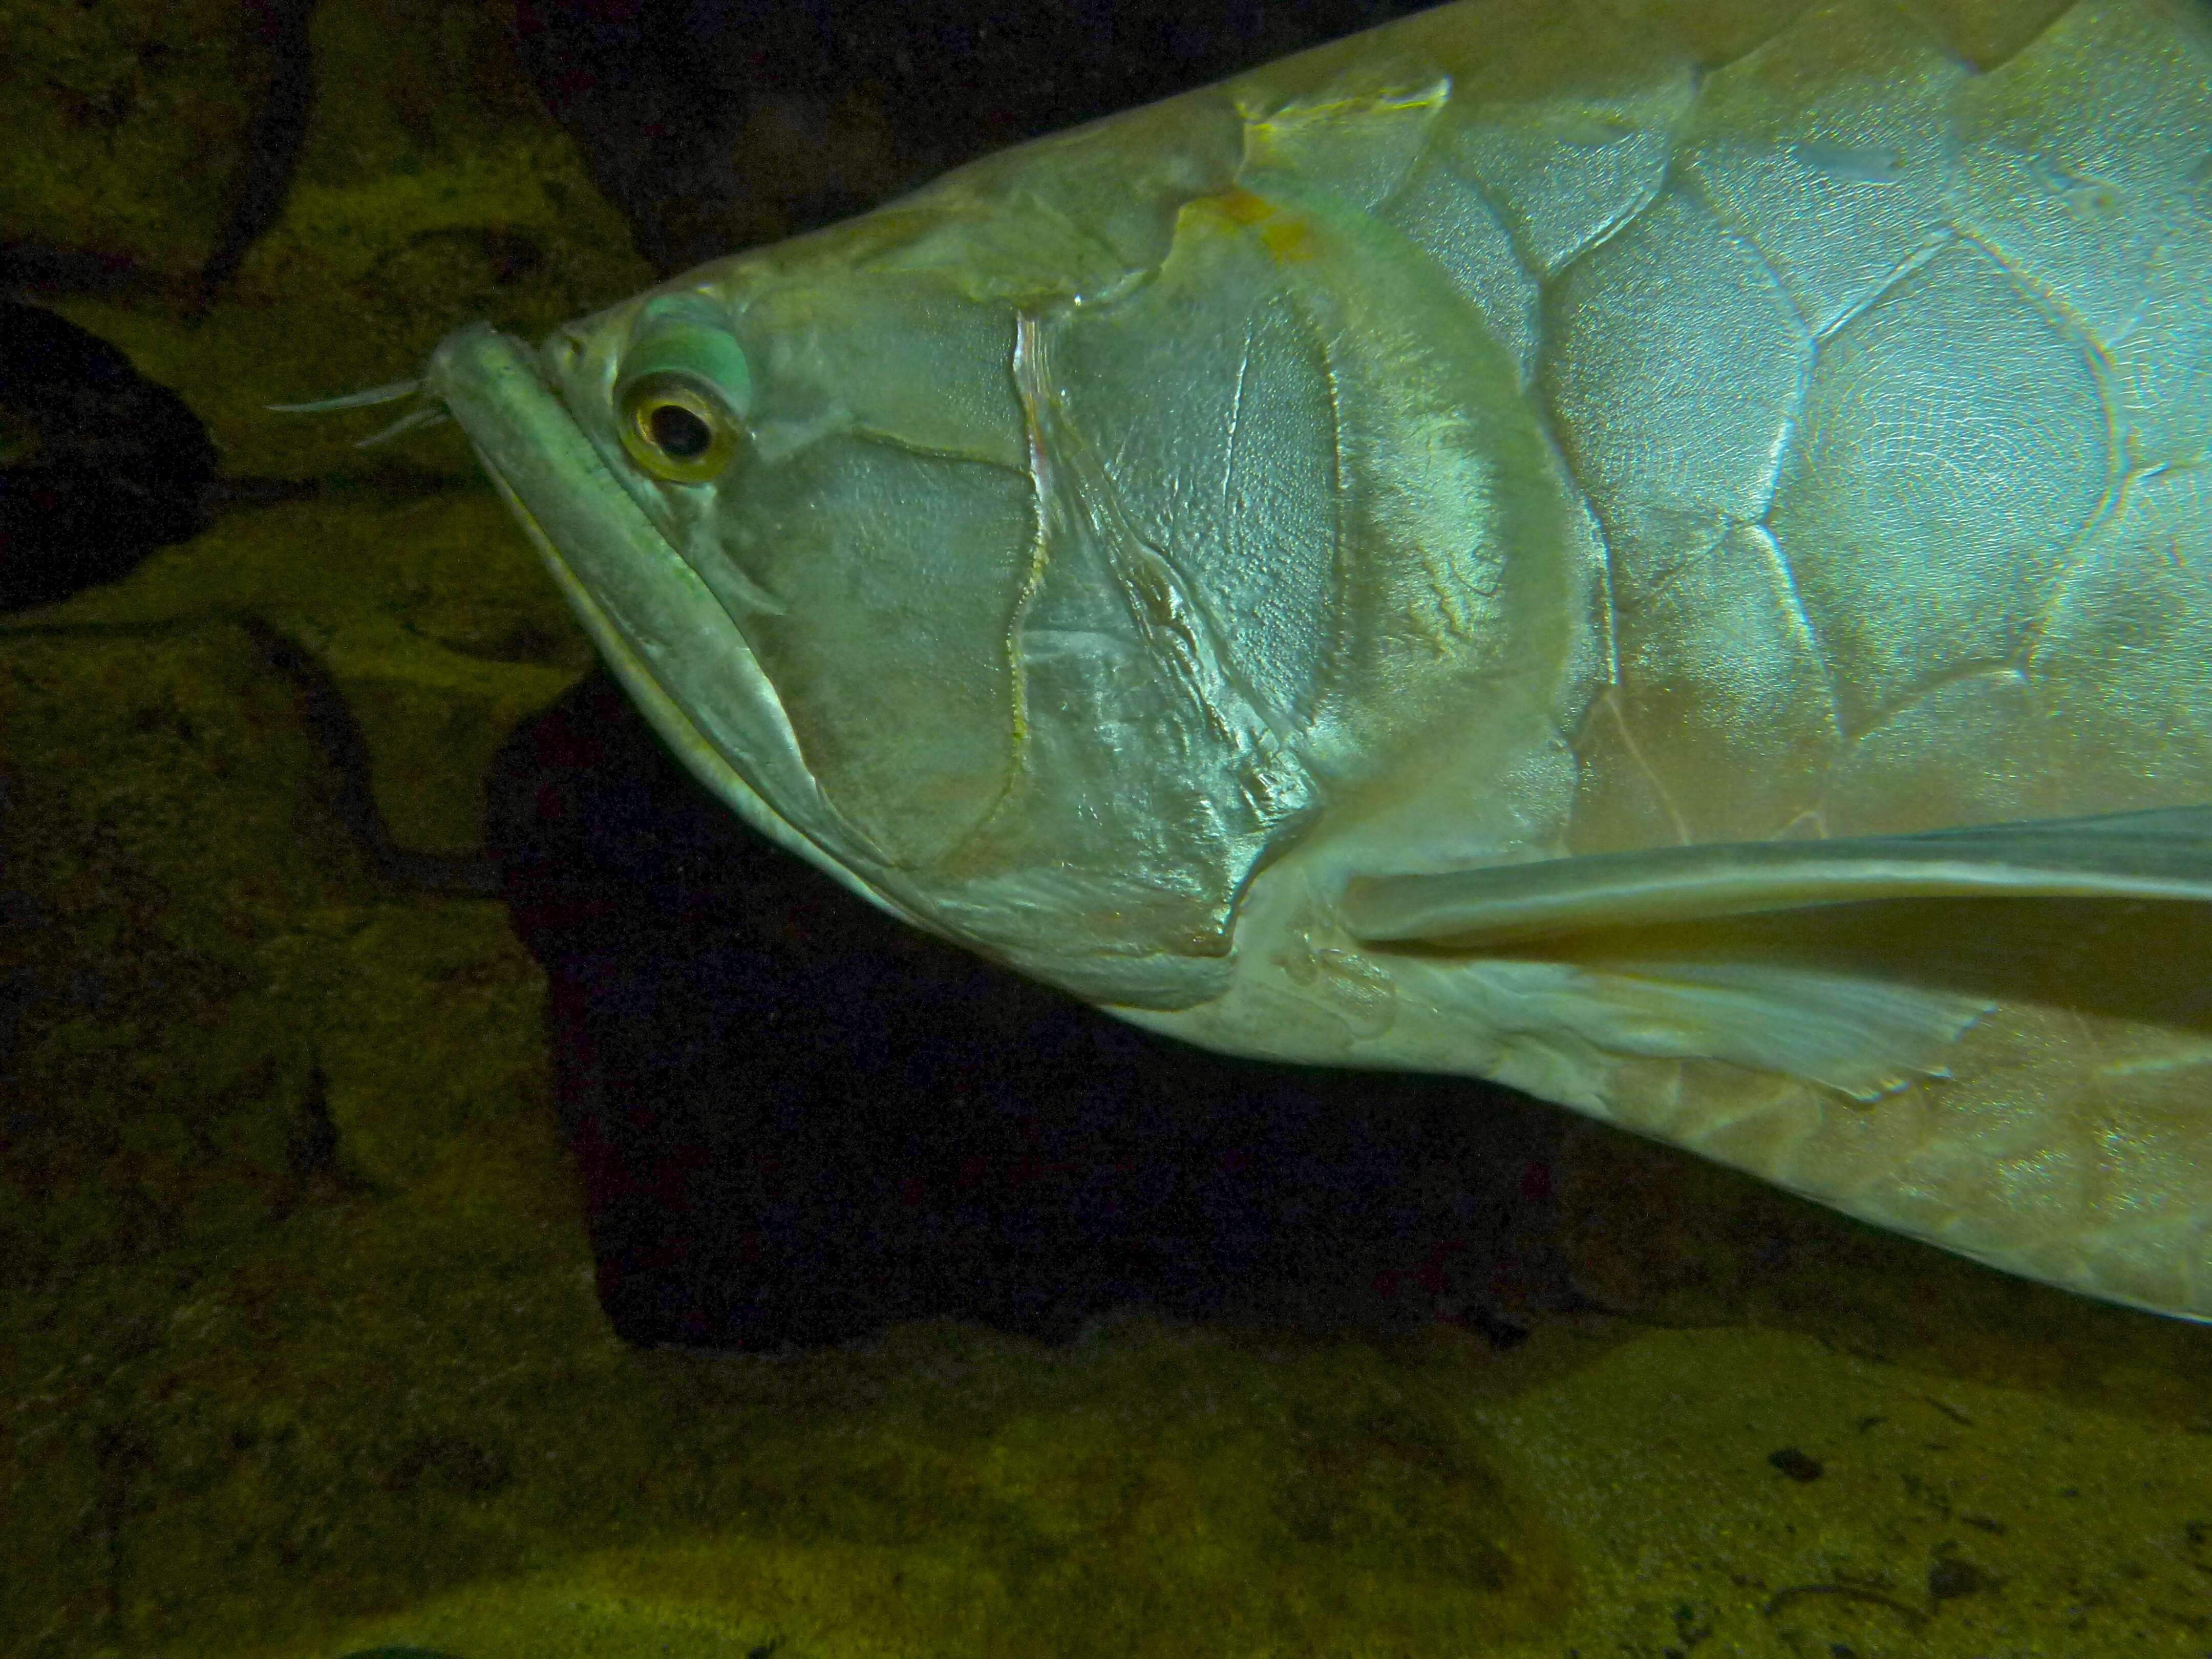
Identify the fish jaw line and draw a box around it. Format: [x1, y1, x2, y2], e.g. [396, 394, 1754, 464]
[422, 321, 923, 928]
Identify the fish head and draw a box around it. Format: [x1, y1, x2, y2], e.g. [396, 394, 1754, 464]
[426, 214, 1314, 1010]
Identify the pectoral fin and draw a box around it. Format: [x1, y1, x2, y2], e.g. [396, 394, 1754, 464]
[1338, 806, 2212, 1099]
[1342, 806, 2212, 946]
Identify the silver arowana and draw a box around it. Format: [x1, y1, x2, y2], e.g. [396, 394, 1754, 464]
[420, 0, 2212, 1319]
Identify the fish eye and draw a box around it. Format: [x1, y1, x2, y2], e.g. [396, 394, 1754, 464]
[613, 305, 753, 484]
[618, 369, 745, 482]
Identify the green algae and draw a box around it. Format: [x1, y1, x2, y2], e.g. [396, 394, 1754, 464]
[0, 0, 270, 279]
[205, 1316, 1579, 1659]
[29, 488, 598, 853]
[1486, 1324, 2212, 1656]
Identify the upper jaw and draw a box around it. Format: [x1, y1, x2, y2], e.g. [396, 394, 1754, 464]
[422, 320, 919, 925]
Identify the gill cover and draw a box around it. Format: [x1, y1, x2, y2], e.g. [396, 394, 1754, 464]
[449, 231, 1340, 1009]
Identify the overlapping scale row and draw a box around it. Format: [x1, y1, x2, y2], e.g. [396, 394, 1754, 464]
[1361, 0, 2212, 846]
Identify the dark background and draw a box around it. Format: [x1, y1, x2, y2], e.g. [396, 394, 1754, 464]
[509, 0, 1423, 273]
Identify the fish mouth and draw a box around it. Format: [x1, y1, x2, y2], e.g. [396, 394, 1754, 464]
[423, 321, 918, 924]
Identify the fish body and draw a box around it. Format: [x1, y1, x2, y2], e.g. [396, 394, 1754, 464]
[426, 0, 2212, 1318]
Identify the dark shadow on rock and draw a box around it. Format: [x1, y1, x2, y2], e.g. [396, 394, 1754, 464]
[197, 0, 320, 299]
[0, 302, 219, 612]
[487, 671, 1579, 1352]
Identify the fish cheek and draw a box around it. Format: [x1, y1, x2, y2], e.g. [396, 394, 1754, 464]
[721, 434, 1031, 868]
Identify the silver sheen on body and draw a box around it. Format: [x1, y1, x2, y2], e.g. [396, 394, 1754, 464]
[417, 0, 2212, 1319]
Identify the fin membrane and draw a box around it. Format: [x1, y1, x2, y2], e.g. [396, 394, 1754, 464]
[1340, 806, 2212, 1099]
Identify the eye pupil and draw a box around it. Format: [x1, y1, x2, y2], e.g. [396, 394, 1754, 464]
[647, 401, 713, 459]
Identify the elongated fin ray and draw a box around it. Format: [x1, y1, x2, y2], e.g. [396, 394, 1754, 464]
[1344, 807, 2212, 1100]
[1342, 806, 2212, 947]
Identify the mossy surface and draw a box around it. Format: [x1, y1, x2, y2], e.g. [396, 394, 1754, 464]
[0, 0, 271, 279]
[4, 2, 2211, 1657]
